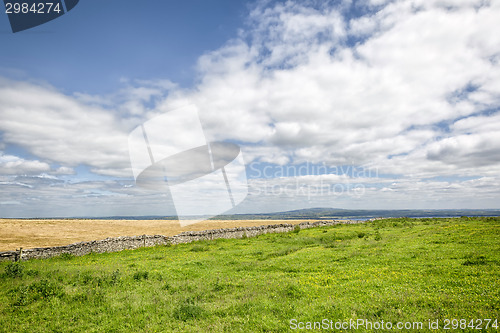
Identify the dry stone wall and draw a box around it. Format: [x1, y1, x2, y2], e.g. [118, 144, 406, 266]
[0, 220, 366, 262]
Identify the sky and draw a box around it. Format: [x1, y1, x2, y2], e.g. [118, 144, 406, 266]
[0, 0, 499, 218]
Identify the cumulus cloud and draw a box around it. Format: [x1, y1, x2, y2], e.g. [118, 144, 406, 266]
[0, 153, 51, 174]
[0, 78, 151, 177]
[182, 0, 500, 175]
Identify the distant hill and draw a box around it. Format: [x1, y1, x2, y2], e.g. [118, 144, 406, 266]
[210, 207, 500, 220]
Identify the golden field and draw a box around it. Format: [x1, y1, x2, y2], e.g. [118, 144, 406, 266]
[0, 219, 312, 251]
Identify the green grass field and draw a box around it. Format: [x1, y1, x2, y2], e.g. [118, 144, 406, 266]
[1, 217, 499, 332]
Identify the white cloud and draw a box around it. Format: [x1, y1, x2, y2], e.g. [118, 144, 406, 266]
[0, 153, 50, 174]
[426, 132, 500, 168]
[187, 0, 500, 175]
[452, 112, 500, 134]
[0, 78, 141, 177]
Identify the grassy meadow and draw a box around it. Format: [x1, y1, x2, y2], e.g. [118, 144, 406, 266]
[0, 217, 499, 332]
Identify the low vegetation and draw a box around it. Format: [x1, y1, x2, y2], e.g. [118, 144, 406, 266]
[0, 217, 499, 332]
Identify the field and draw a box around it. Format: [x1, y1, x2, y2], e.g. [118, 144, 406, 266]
[0, 217, 499, 332]
[0, 219, 314, 251]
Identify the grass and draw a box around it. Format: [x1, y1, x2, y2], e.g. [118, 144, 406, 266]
[0, 217, 499, 332]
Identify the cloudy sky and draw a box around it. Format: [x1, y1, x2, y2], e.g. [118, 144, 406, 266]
[1, 0, 499, 218]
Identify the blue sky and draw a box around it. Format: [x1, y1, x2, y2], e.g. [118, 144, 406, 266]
[0, 0, 249, 93]
[1, 0, 500, 218]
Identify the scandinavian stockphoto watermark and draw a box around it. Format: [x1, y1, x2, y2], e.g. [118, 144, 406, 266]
[247, 163, 376, 200]
[249, 177, 367, 200]
[289, 318, 499, 330]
